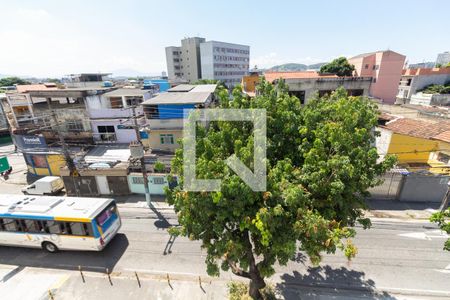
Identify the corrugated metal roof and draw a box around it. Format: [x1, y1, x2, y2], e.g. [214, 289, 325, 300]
[142, 92, 211, 105]
[102, 88, 149, 97]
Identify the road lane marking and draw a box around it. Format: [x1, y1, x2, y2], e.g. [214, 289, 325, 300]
[398, 230, 449, 240]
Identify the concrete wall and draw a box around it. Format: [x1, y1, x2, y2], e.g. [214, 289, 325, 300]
[284, 77, 372, 104]
[410, 92, 450, 106]
[398, 173, 449, 202]
[128, 173, 170, 195]
[180, 37, 205, 83]
[375, 127, 393, 162]
[387, 133, 438, 164]
[165, 46, 182, 80]
[147, 129, 182, 152]
[91, 119, 137, 144]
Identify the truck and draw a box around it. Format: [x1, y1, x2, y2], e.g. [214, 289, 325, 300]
[21, 176, 64, 195]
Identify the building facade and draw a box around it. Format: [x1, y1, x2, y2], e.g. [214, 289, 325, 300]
[142, 84, 217, 152]
[165, 37, 205, 83]
[396, 67, 450, 104]
[200, 41, 250, 87]
[436, 51, 450, 66]
[349, 50, 406, 104]
[165, 37, 250, 86]
[263, 71, 372, 104]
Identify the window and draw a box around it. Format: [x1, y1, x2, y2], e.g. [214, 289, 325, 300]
[160, 134, 174, 145]
[109, 97, 123, 108]
[126, 97, 143, 106]
[70, 223, 85, 236]
[406, 78, 412, 86]
[373, 78, 377, 83]
[153, 177, 165, 184]
[45, 220, 61, 234]
[22, 219, 42, 233]
[2, 219, 18, 231]
[66, 120, 84, 132]
[132, 177, 144, 184]
[365, 64, 369, 69]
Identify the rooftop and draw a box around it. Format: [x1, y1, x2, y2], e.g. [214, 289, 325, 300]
[15, 84, 58, 93]
[0, 194, 112, 219]
[102, 88, 149, 97]
[381, 118, 450, 139]
[264, 71, 338, 82]
[143, 92, 212, 105]
[402, 67, 450, 76]
[349, 50, 405, 60]
[167, 84, 217, 93]
[432, 130, 450, 143]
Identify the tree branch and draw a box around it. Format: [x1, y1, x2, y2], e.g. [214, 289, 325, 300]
[227, 259, 251, 279]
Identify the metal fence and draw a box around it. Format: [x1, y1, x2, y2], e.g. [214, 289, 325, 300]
[367, 169, 406, 200]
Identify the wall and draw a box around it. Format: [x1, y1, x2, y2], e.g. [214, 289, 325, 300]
[387, 133, 438, 164]
[180, 37, 205, 83]
[371, 51, 406, 103]
[284, 77, 372, 104]
[165, 46, 182, 79]
[157, 104, 195, 119]
[398, 173, 449, 202]
[147, 129, 183, 152]
[91, 119, 137, 144]
[127, 173, 170, 195]
[375, 127, 393, 162]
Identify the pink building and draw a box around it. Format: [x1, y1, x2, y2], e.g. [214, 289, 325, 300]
[349, 50, 406, 104]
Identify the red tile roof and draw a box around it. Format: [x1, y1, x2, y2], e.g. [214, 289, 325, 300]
[382, 118, 450, 139]
[16, 84, 57, 93]
[402, 67, 450, 76]
[263, 71, 338, 82]
[432, 130, 450, 143]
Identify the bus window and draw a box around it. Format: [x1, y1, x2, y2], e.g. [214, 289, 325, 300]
[2, 219, 18, 232]
[0, 219, 4, 231]
[70, 223, 85, 236]
[23, 219, 40, 233]
[45, 221, 61, 234]
[82, 223, 94, 237]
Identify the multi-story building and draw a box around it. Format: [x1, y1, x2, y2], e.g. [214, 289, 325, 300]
[348, 50, 406, 104]
[263, 71, 372, 104]
[396, 67, 450, 104]
[200, 41, 250, 87]
[436, 51, 450, 66]
[63, 73, 112, 88]
[142, 84, 217, 152]
[165, 37, 205, 83]
[165, 37, 250, 86]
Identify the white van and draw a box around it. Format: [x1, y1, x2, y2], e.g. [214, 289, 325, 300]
[22, 176, 64, 195]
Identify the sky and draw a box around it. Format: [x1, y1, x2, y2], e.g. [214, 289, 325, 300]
[1, 0, 449, 78]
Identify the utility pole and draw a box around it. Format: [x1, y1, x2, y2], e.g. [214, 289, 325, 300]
[46, 98, 76, 174]
[46, 98, 79, 197]
[439, 182, 450, 212]
[131, 101, 152, 208]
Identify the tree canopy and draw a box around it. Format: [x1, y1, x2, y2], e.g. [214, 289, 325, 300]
[319, 57, 355, 76]
[418, 83, 450, 94]
[0, 76, 30, 86]
[430, 208, 450, 251]
[167, 81, 395, 299]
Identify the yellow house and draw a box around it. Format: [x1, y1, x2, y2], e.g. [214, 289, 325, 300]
[377, 118, 450, 174]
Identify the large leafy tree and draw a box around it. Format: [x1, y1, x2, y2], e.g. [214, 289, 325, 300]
[320, 57, 355, 76]
[167, 81, 395, 299]
[0, 76, 30, 86]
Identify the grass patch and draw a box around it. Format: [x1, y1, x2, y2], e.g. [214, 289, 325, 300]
[228, 281, 277, 300]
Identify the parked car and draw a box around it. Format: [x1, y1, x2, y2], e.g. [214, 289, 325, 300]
[22, 176, 64, 195]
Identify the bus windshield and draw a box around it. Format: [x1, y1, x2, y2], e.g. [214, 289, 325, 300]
[95, 202, 118, 233]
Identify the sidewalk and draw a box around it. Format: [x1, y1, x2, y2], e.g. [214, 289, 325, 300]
[365, 198, 441, 220]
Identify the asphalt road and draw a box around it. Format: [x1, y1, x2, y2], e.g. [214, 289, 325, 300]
[0, 205, 449, 298]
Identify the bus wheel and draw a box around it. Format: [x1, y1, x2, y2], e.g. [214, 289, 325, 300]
[42, 241, 58, 253]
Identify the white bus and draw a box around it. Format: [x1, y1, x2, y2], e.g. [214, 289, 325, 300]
[0, 194, 121, 252]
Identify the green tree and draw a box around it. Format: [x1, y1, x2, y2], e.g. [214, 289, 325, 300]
[0, 76, 30, 86]
[154, 161, 166, 173]
[430, 208, 450, 251]
[319, 57, 355, 76]
[167, 81, 395, 299]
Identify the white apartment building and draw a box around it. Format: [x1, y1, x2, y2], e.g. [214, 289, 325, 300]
[165, 37, 250, 86]
[436, 51, 450, 66]
[200, 41, 250, 87]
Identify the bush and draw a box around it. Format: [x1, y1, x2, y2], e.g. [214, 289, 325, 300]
[154, 161, 165, 173]
[228, 281, 277, 300]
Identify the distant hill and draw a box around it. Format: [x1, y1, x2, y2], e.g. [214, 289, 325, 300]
[268, 62, 327, 72]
